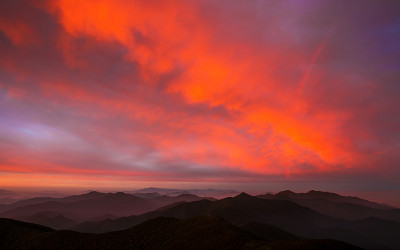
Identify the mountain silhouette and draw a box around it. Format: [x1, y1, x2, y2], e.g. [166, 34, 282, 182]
[72, 192, 400, 249]
[134, 187, 239, 197]
[2, 190, 399, 249]
[15, 211, 76, 229]
[0, 217, 362, 250]
[272, 190, 392, 209]
[0, 191, 214, 229]
[71, 193, 334, 233]
[257, 190, 400, 222]
[0, 192, 155, 219]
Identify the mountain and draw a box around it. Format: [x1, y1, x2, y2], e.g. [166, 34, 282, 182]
[0, 197, 54, 213]
[240, 221, 301, 241]
[273, 190, 392, 209]
[0, 191, 108, 213]
[131, 192, 164, 199]
[347, 217, 400, 245]
[72, 192, 400, 249]
[0, 217, 361, 250]
[0, 218, 54, 249]
[0, 192, 156, 219]
[0, 191, 215, 229]
[134, 187, 239, 197]
[71, 192, 337, 233]
[15, 211, 77, 230]
[3, 190, 398, 249]
[134, 192, 216, 202]
[156, 193, 217, 203]
[0, 189, 19, 204]
[256, 190, 400, 222]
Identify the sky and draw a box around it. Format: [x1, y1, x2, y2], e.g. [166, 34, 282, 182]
[0, 0, 400, 205]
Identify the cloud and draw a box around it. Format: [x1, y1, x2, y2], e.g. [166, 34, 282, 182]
[0, 0, 399, 192]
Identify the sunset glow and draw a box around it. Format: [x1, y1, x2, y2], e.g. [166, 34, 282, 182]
[1, 1, 399, 204]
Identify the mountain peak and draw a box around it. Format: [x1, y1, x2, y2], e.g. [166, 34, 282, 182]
[176, 193, 198, 198]
[235, 192, 253, 199]
[307, 190, 337, 196]
[87, 191, 101, 195]
[114, 192, 126, 195]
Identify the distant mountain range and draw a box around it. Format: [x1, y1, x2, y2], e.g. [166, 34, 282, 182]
[256, 190, 400, 222]
[133, 187, 239, 197]
[0, 189, 19, 204]
[0, 191, 214, 229]
[1, 189, 399, 249]
[262, 190, 393, 209]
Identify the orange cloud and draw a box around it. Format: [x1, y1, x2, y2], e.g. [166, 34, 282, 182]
[0, 20, 37, 46]
[1, 0, 398, 190]
[37, 0, 361, 176]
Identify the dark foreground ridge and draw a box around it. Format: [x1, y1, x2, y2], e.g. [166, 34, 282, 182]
[0, 217, 361, 250]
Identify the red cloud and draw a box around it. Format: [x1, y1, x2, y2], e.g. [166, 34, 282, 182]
[0, 0, 399, 193]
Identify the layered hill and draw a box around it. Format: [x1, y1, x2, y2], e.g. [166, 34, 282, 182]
[256, 190, 400, 222]
[0, 191, 213, 229]
[134, 187, 239, 197]
[2, 190, 399, 249]
[72, 192, 400, 249]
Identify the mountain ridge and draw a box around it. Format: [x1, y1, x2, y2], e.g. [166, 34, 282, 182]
[0, 217, 362, 250]
[70, 192, 400, 249]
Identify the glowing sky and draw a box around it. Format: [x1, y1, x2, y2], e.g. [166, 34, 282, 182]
[0, 0, 400, 200]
